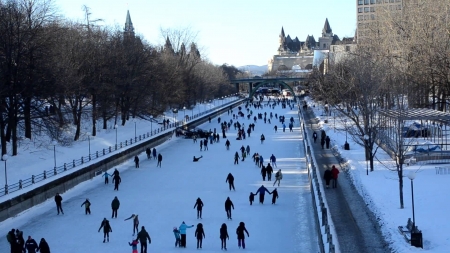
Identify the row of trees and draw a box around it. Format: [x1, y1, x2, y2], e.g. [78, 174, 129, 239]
[309, 0, 450, 208]
[0, 0, 239, 156]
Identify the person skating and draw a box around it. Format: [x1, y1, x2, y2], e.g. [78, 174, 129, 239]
[173, 227, 181, 247]
[193, 156, 203, 162]
[111, 196, 120, 218]
[271, 188, 279, 204]
[193, 198, 204, 219]
[152, 148, 157, 160]
[274, 125, 278, 133]
[134, 155, 140, 168]
[224, 197, 234, 220]
[102, 171, 111, 184]
[260, 134, 265, 144]
[246, 145, 250, 156]
[129, 239, 139, 253]
[234, 152, 239, 165]
[226, 173, 235, 191]
[179, 221, 194, 248]
[7, 229, 16, 253]
[225, 139, 230, 150]
[331, 165, 340, 188]
[81, 198, 91, 215]
[37, 238, 50, 253]
[255, 185, 271, 204]
[273, 169, 283, 186]
[259, 155, 264, 168]
[16, 229, 25, 251]
[98, 218, 112, 243]
[157, 154, 162, 167]
[54, 193, 64, 215]
[236, 222, 250, 249]
[203, 139, 208, 150]
[125, 214, 140, 236]
[324, 168, 332, 188]
[200, 140, 203, 151]
[113, 173, 121, 191]
[313, 131, 318, 143]
[145, 148, 151, 159]
[266, 163, 273, 181]
[249, 192, 256, 205]
[240, 145, 245, 156]
[25, 236, 38, 253]
[270, 154, 277, 167]
[261, 165, 267, 181]
[220, 223, 229, 250]
[136, 226, 151, 253]
[241, 151, 246, 161]
[194, 223, 205, 249]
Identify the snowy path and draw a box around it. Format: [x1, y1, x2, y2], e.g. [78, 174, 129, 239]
[0, 101, 318, 252]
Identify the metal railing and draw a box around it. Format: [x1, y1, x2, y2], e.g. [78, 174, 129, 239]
[0, 98, 242, 197]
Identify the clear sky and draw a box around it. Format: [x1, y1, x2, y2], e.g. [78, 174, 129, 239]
[56, 0, 356, 67]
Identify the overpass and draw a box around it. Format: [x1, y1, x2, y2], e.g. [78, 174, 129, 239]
[230, 75, 310, 98]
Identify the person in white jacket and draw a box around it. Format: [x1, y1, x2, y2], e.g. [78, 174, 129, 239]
[273, 169, 283, 186]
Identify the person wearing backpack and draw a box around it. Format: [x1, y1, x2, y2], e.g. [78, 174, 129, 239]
[273, 169, 283, 187]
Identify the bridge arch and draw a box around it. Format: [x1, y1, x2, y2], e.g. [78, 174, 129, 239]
[249, 80, 295, 98]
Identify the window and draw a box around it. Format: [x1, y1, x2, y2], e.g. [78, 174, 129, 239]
[364, 7, 370, 12]
[370, 0, 375, 3]
[390, 0, 394, 3]
[364, 0, 369, 4]
[358, 0, 363, 5]
[371, 14, 375, 20]
[376, 0, 382, 3]
[364, 15, 369, 20]
[358, 7, 363, 13]
[397, 4, 402, 10]
[370, 7, 375, 12]
[358, 15, 363, 21]
[323, 44, 326, 49]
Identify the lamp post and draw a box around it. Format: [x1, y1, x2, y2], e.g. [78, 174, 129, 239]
[2, 154, 7, 194]
[183, 106, 186, 123]
[150, 116, 153, 135]
[133, 118, 137, 141]
[163, 114, 165, 129]
[52, 140, 57, 169]
[343, 119, 350, 150]
[114, 124, 118, 149]
[364, 134, 369, 175]
[407, 171, 423, 248]
[87, 132, 91, 160]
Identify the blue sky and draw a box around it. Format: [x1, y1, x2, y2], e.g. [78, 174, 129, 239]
[56, 0, 355, 67]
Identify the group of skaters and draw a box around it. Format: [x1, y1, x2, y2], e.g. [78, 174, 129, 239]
[7, 229, 50, 253]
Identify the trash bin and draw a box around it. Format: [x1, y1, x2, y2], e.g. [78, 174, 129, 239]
[344, 142, 350, 150]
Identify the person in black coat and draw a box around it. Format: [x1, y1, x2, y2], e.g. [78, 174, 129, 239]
[313, 131, 318, 143]
[193, 156, 203, 162]
[226, 173, 235, 191]
[112, 174, 121, 191]
[325, 136, 331, 149]
[25, 236, 38, 253]
[236, 222, 249, 249]
[145, 148, 151, 159]
[16, 229, 25, 251]
[261, 166, 267, 181]
[38, 238, 50, 253]
[113, 168, 119, 177]
[136, 226, 151, 253]
[194, 223, 205, 249]
[157, 154, 163, 167]
[54, 193, 64, 215]
[81, 198, 91, 215]
[152, 148, 157, 159]
[266, 163, 273, 181]
[271, 188, 279, 204]
[323, 168, 332, 188]
[193, 198, 204, 219]
[98, 218, 112, 243]
[249, 192, 256, 205]
[224, 197, 234, 220]
[134, 156, 139, 168]
[220, 223, 229, 250]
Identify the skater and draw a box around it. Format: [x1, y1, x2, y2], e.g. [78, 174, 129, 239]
[54, 193, 64, 215]
[266, 163, 273, 181]
[260, 134, 265, 144]
[173, 227, 181, 247]
[282, 123, 286, 132]
[129, 239, 139, 253]
[146, 148, 151, 159]
[81, 198, 91, 215]
[125, 214, 140, 236]
[325, 136, 331, 149]
[193, 156, 203, 162]
[236, 222, 250, 249]
[37, 238, 50, 253]
[193, 135, 197, 143]
[274, 125, 278, 132]
[226, 173, 235, 191]
[157, 153, 162, 167]
[225, 139, 230, 150]
[331, 165, 340, 188]
[113, 173, 121, 191]
[324, 168, 332, 188]
[225, 197, 234, 220]
[271, 188, 279, 204]
[179, 222, 194, 248]
[255, 185, 271, 204]
[113, 168, 119, 177]
[200, 140, 203, 151]
[195, 223, 205, 249]
[270, 154, 277, 167]
[273, 169, 283, 186]
[259, 155, 264, 168]
[136, 226, 151, 253]
[102, 171, 111, 184]
[134, 155, 140, 168]
[246, 145, 250, 156]
[25, 236, 38, 253]
[234, 152, 240, 165]
[111, 196, 120, 218]
[203, 139, 208, 150]
[193, 198, 204, 219]
[152, 148, 157, 159]
[249, 192, 256, 205]
[261, 165, 267, 181]
[220, 223, 229, 250]
[98, 218, 112, 243]
[313, 131, 318, 143]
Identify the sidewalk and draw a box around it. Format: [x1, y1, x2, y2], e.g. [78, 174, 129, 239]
[302, 108, 391, 253]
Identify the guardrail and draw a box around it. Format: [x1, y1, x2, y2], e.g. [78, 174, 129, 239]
[0, 97, 241, 197]
[298, 99, 339, 253]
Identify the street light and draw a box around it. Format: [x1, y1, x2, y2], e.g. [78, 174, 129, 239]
[343, 119, 350, 150]
[52, 140, 57, 169]
[114, 124, 118, 149]
[183, 106, 186, 123]
[2, 154, 8, 194]
[407, 171, 417, 236]
[364, 134, 369, 175]
[87, 132, 91, 160]
[133, 118, 137, 141]
[150, 115, 153, 135]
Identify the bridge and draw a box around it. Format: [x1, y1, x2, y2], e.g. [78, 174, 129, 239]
[230, 75, 310, 98]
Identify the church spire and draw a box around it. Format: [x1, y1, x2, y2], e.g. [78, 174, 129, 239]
[124, 10, 135, 36]
[322, 18, 332, 36]
[280, 26, 285, 38]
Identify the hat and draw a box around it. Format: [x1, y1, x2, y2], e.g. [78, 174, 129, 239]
[173, 227, 177, 230]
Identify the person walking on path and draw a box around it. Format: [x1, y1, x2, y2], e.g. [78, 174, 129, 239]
[157, 154, 162, 167]
[226, 173, 235, 191]
[255, 185, 271, 204]
[266, 163, 273, 181]
[37, 238, 50, 253]
[236, 222, 250, 249]
[220, 223, 229, 250]
[331, 165, 340, 188]
[324, 168, 332, 188]
[270, 154, 277, 167]
[273, 169, 283, 187]
[271, 188, 279, 204]
[260, 134, 265, 144]
[194, 223, 205, 249]
[325, 136, 331, 149]
[113, 173, 121, 191]
[111, 196, 120, 218]
[136, 226, 151, 253]
[134, 155, 140, 168]
[321, 130, 326, 144]
[152, 148, 157, 160]
[129, 239, 139, 253]
[261, 165, 267, 181]
[225, 197, 234, 220]
[146, 148, 151, 159]
[313, 131, 317, 143]
[102, 171, 111, 184]
[54, 193, 64, 215]
[173, 227, 181, 247]
[81, 198, 91, 215]
[125, 214, 140, 236]
[98, 218, 112, 243]
[225, 139, 230, 150]
[193, 198, 204, 219]
[25, 236, 38, 253]
[234, 152, 240, 165]
[179, 222, 194, 248]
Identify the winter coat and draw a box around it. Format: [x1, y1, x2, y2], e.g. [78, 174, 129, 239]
[98, 220, 112, 233]
[266, 164, 273, 174]
[81, 200, 91, 209]
[194, 199, 204, 210]
[275, 171, 283, 180]
[158, 154, 163, 161]
[226, 173, 234, 183]
[136, 228, 151, 243]
[331, 167, 339, 179]
[179, 223, 194, 235]
[54, 195, 62, 204]
[102, 172, 110, 178]
[38, 239, 50, 253]
[324, 169, 332, 180]
[261, 167, 267, 176]
[220, 226, 229, 239]
[25, 238, 38, 253]
[259, 156, 264, 163]
[234, 152, 239, 159]
[270, 155, 276, 162]
[6, 230, 14, 244]
[236, 224, 249, 239]
[111, 197, 120, 210]
[173, 229, 181, 239]
[134, 156, 139, 163]
[112, 175, 121, 184]
[129, 240, 139, 250]
[146, 148, 150, 155]
[272, 190, 279, 200]
[256, 186, 270, 195]
[195, 224, 205, 239]
[152, 148, 156, 156]
[224, 198, 234, 210]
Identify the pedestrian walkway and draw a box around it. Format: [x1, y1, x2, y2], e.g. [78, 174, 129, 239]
[302, 108, 391, 253]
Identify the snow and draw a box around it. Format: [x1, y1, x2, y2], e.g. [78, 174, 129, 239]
[0, 97, 319, 252]
[305, 97, 450, 252]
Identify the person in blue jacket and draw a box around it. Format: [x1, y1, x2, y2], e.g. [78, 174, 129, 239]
[152, 148, 157, 160]
[255, 185, 271, 204]
[173, 227, 181, 247]
[179, 221, 194, 248]
[102, 171, 111, 184]
[259, 155, 264, 168]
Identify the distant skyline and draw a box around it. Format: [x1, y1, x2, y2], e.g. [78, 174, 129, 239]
[56, 0, 356, 67]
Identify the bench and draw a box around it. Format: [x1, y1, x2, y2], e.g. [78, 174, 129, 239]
[435, 167, 450, 175]
[398, 218, 421, 243]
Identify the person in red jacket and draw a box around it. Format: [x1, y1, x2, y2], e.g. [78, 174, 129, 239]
[331, 165, 340, 188]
